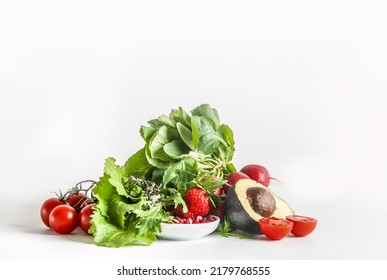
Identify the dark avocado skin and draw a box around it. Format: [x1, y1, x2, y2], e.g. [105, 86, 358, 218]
[224, 185, 262, 234]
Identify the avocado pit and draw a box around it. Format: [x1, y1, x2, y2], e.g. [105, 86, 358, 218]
[246, 187, 276, 217]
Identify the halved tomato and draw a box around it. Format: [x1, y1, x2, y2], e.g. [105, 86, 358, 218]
[258, 217, 293, 240]
[286, 215, 317, 237]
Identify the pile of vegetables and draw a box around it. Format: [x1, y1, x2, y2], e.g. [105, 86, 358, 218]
[90, 104, 235, 246]
[40, 103, 317, 246]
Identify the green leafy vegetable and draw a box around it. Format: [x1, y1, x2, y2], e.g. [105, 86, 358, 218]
[134, 104, 236, 189]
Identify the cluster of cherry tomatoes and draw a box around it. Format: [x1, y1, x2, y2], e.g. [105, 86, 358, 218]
[40, 180, 96, 234]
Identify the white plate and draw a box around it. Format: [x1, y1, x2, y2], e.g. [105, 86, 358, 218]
[158, 216, 220, 241]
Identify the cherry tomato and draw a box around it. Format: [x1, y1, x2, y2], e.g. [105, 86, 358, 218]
[49, 205, 78, 234]
[78, 203, 95, 235]
[258, 217, 293, 240]
[80, 198, 94, 209]
[40, 198, 65, 228]
[67, 193, 87, 211]
[286, 215, 317, 237]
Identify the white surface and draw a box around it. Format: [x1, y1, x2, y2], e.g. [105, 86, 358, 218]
[1, 0, 387, 260]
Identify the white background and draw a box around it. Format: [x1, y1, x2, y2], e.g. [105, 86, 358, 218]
[1, 0, 387, 262]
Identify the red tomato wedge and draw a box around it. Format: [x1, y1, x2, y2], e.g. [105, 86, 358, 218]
[286, 215, 317, 237]
[258, 217, 293, 240]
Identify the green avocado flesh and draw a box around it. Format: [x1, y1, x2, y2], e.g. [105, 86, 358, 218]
[224, 178, 294, 234]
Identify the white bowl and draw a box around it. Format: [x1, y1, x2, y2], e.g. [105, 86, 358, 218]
[158, 216, 220, 241]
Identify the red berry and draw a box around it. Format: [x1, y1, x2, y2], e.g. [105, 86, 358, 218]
[194, 216, 203, 224]
[175, 205, 196, 219]
[175, 187, 211, 219]
[209, 216, 217, 222]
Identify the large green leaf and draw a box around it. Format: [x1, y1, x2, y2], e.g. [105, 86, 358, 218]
[169, 106, 191, 128]
[124, 148, 154, 179]
[192, 116, 227, 155]
[148, 126, 175, 162]
[145, 142, 172, 169]
[176, 122, 194, 150]
[163, 139, 190, 159]
[140, 126, 157, 142]
[162, 157, 197, 186]
[218, 124, 235, 148]
[191, 104, 220, 124]
[148, 114, 176, 128]
[191, 117, 200, 150]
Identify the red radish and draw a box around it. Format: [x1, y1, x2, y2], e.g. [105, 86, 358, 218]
[223, 172, 250, 194]
[240, 164, 271, 187]
[214, 188, 223, 196]
[200, 176, 222, 196]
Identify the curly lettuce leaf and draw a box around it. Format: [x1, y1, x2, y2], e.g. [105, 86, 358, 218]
[90, 158, 171, 247]
[104, 157, 129, 197]
[90, 209, 157, 247]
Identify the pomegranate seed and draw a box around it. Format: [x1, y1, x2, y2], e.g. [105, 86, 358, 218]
[209, 216, 217, 222]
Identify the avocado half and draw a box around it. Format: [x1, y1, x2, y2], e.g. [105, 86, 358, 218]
[224, 178, 294, 234]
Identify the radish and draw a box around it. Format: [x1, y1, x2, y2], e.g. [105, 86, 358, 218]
[240, 164, 272, 187]
[200, 176, 222, 196]
[223, 172, 250, 194]
[214, 187, 223, 196]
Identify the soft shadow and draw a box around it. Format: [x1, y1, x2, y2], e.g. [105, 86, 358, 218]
[58, 228, 95, 244]
[254, 235, 269, 241]
[6, 222, 94, 245]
